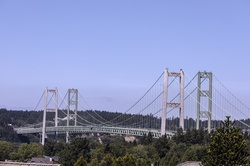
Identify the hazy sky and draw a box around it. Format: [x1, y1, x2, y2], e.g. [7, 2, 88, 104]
[0, 1, 249, 112]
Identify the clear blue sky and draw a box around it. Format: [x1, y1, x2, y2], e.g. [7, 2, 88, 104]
[0, 1, 249, 112]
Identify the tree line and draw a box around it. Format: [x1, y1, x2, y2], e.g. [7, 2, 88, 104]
[1, 109, 250, 165]
[1, 108, 250, 143]
[1, 118, 250, 165]
[0, 128, 209, 165]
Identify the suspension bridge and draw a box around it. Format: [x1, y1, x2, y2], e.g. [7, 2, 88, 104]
[14, 69, 250, 145]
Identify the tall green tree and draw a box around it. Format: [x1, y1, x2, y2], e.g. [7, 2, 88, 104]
[74, 156, 87, 166]
[59, 145, 75, 166]
[113, 156, 124, 166]
[0, 141, 13, 160]
[181, 144, 207, 162]
[100, 153, 114, 166]
[59, 138, 91, 166]
[122, 154, 137, 166]
[88, 158, 99, 166]
[17, 143, 44, 161]
[172, 128, 184, 144]
[154, 134, 170, 158]
[109, 142, 126, 158]
[140, 132, 153, 145]
[202, 116, 250, 166]
[127, 145, 147, 160]
[71, 138, 91, 161]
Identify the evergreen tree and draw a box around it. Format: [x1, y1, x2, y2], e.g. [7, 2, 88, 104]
[109, 142, 126, 158]
[113, 156, 124, 166]
[168, 153, 178, 166]
[181, 144, 207, 162]
[88, 158, 99, 166]
[59, 138, 90, 166]
[202, 116, 250, 166]
[70, 138, 91, 162]
[183, 128, 192, 144]
[146, 132, 154, 145]
[139, 132, 154, 145]
[101, 153, 114, 166]
[122, 154, 137, 166]
[172, 128, 184, 144]
[153, 134, 170, 158]
[59, 145, 75, 166]
[74, 156, 87, 166]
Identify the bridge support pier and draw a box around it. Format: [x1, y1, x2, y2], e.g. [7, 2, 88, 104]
[42, 88, 58, 145]
[161, 69, 184, 136]
[196, 71, 212, 133]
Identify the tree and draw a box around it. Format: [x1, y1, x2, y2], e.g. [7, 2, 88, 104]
[109, 142, 126, 158]
[160, 151, 179, 166]
[91, 145, 105, 162]
[202, 116, 250, 166]
[74, 156, 87, 166]
[17, 143, 44, 161]
[0, 141, 13, 160]
[168, 153, 178, 166]
[127, 145, 147, 160]
[44, 139, 55, 156]
[122, 154, 137, 166]
[44, 139, 66, 156]
[113, 156, 124, 166]
[100, 153, 114, 166]
[172, 128, 184, 144]
[128, 144, 157, 165]
[59, 138, 91, 166]
[59, 145, 75, 166]
[181, 144, 207, 162]
[70, 138, 91, 162]
[144, 145, 159, 164]
[146, 132, 154, 145]
[183, 128, 192, 144]
[154, 134, 170, 158]
[88, 158, 99, 166]
[159, 142, 187, 166]
[140, 132, 153, 145]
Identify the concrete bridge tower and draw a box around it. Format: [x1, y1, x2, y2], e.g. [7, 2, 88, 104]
[161, 69, 184, 136]
[66, 88, 78, 143]
[196, 71, 212, 133]
[42, 88, 58, 145]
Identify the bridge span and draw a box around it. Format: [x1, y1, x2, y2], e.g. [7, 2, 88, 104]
[13, 69, 250, 144]
[14, 126, 175, 138]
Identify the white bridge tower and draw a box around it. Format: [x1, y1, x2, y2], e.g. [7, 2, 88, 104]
[42, 88, 58, 145]
[66, 88, 78, 143]
[161, 69, 184, 136]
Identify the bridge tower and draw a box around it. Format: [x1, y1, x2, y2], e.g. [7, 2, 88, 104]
[42, 88, 58, 145]
[161, 69, 184, 136]
[196, 71, 212, 133]
[66, 88, 78, 143]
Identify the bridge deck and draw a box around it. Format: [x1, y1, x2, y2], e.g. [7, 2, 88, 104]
[14, 126, 175, 138]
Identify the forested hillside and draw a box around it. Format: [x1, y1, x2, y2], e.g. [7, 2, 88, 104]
[1, 108, 250, 143]
[0, 128, 210, 165]
[1, 109, 250, 165]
